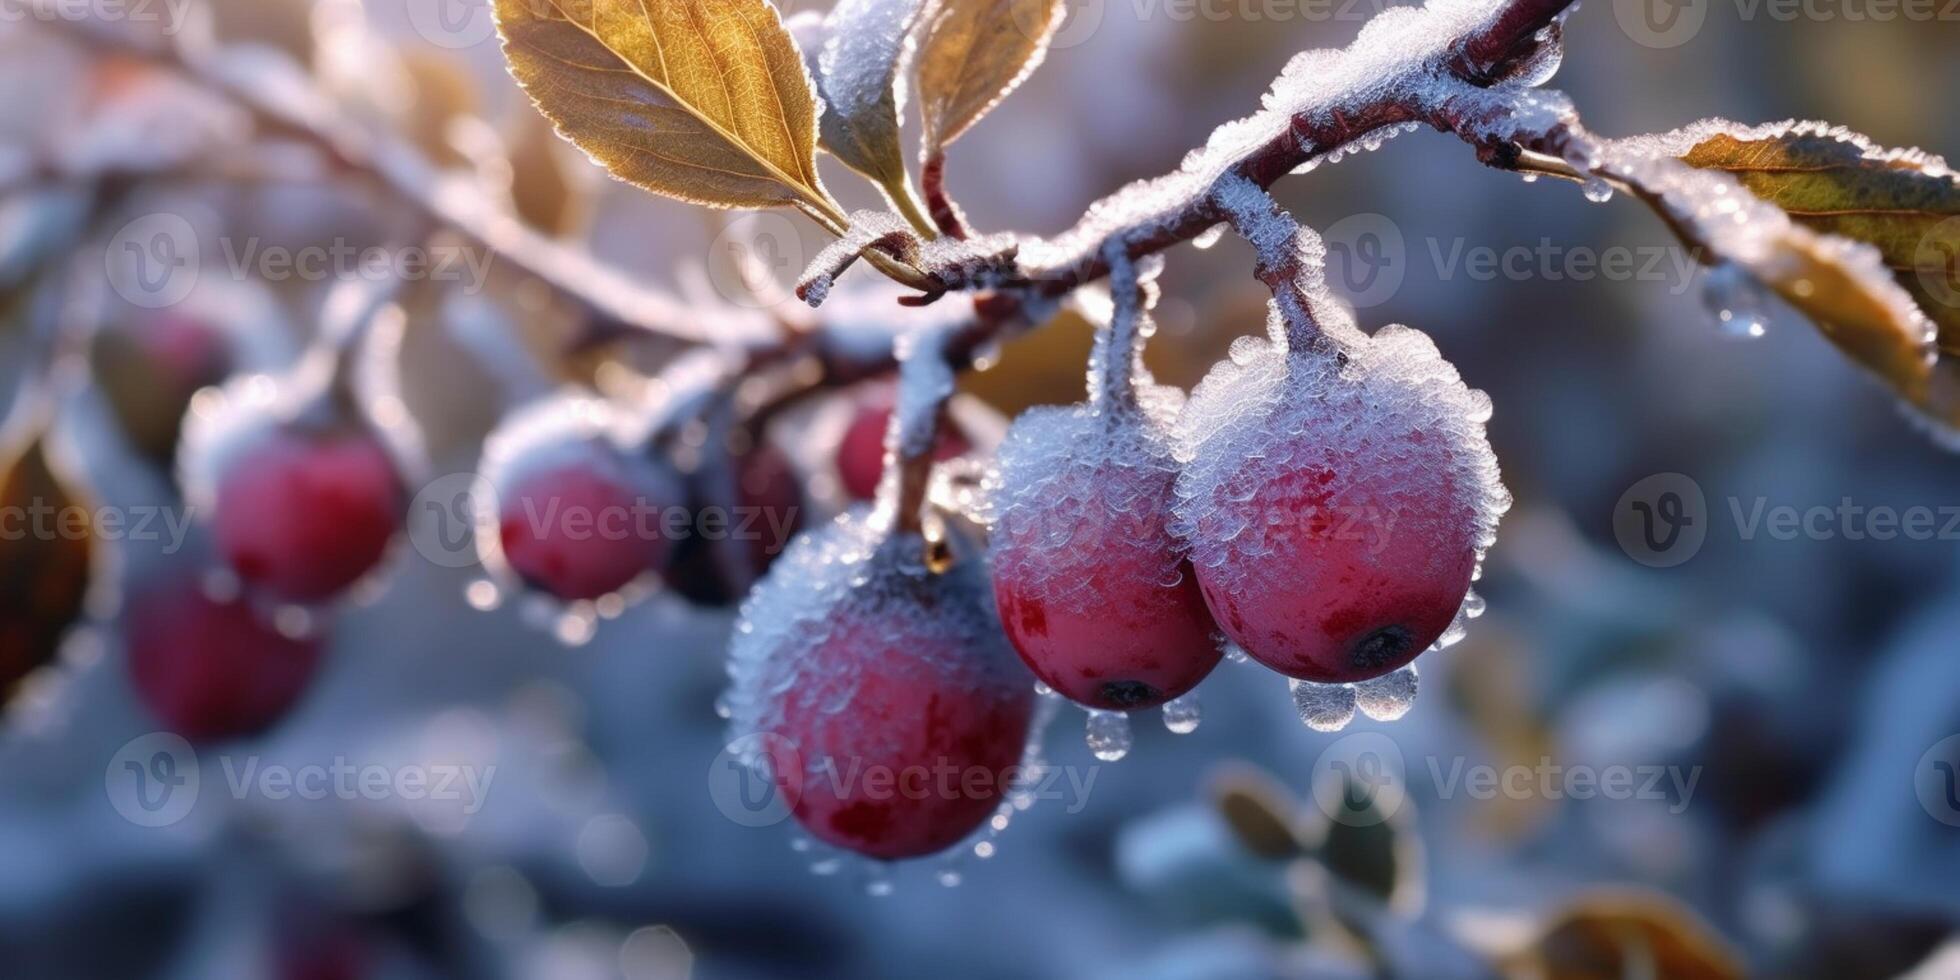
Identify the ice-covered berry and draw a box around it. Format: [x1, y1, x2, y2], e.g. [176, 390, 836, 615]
[725, 514, 1035, 860]
[123, 577, 326, 742]
[989, 395, 1218, 712]
[92, 311, 234, 466]
[477, 394, 680, 602]
[1174, 326, 1507, 683]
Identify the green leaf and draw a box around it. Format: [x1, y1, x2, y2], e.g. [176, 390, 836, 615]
[494, 0, 844, 224]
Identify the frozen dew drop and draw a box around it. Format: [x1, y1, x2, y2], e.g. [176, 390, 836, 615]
[937, 869, 963, 888]
[1193, 223, 1227, 250]
[1084, 710, 1132, 761]
[789, 836, 811, 852]
[1033, 680, 1054, 697]
[713, 692, 733, 720]
[1581, 177, 1614, 204]
[1462, 589, 1486, 620]
[1218, 635, 1250, 664]
[810, 857, 843, 876]
[973, 840, 996, 859]
[865, 877, 894, 898]
[1702, 262, 1773, 339]
[1162, 693, 1201, 734]
[1353, 665, 1419, 722]
[1290, 678, 1357, 732]
[1435, 613, 1469, 650]
[1520, 172, 1540, 183]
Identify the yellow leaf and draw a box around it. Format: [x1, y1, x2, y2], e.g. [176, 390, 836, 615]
[912, 0, 1064, 153]
[494, 0, 844, 225]
[1605, 124, 1959, 438]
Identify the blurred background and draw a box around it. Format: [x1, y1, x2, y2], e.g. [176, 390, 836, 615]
[2, 0, 1959, 977]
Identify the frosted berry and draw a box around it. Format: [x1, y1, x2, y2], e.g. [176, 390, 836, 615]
[205, 420, 405, 604]
[989, 391, 1220, 711]
[124, 577, 326, 742]
[1174, 327, 1506, 683]
[836, 384, 972, 501]
[725, 515, 1034, 860]
[479, 395, 679, 602]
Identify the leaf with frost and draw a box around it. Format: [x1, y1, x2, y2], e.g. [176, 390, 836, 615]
[1667, 121, 1960, 352]
[1604, 128, 1960, 438]
[816, 0, 926, 189]
[492, 0, 843, 222]
[912, 0, 1065, 154]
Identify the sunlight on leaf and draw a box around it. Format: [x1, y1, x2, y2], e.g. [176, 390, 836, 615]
[912, 0, 1065, 154]
[494, 0, 844, 224]
[816, 0, 926, 192]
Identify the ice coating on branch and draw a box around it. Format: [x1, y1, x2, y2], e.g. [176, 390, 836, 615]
[1210, 173, 1361, 345]
[1017, 0, 1570, 281]
[799, 211, 1021, 306]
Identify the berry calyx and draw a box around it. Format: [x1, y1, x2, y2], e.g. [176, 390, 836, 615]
[726, 514, 1035, 860]
[479, 395, 680, 602]
[836, 384, 972, 501]
[1174, 327, 1507, 683]
[989, 394, 1220, 711]
[123, 577, 326, 742]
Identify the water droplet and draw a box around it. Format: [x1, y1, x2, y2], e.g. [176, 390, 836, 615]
[1581, 177, 1614, 203]
[1162, 693, 1201, 734]
[1520, 172, 1540, 183]
[1353, 665, 1419, 722]
[465, 579, 502, 611]
[810, 857, 843, 876]
[713, 693, 733, 720]
[1193, 223, 1227, 250]
[1033, 680, 1053, 697]
[936, 869, 963, 888]
[1085, 710, 1132, 761]
[1701, 262, 1772, 339]
[1290, 679, 1356, 732]
[1461, 590, 1486, 620]
[973, 841, 996, 859]
[865, 878, 894, 898]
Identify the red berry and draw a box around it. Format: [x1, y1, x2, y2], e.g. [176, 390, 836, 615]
[989, 396, 1220, 710]
[836, 385, 972, 501]
[1174, 328, 1506, 683]
[480, 396, 678, 602]
[726, 516, 1034, 859]
[207, 422, 405, 603]
[124, 577, 325, 742]
[664, 442, 807, 607]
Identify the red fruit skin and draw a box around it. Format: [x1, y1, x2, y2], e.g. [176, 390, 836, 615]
[992, 461, 1219, 711]
[1194, 446, 1474, 684]
[499, 462, 669, 601]
[836, 396, 971, 501]
[736, 444, 805, 572]
[125, 580, 325, 742]
[772, 615, 1034, 860]
[213, 427, 404, 603]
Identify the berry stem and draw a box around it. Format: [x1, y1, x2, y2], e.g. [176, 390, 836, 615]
[1092, 245, 1149, 414]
